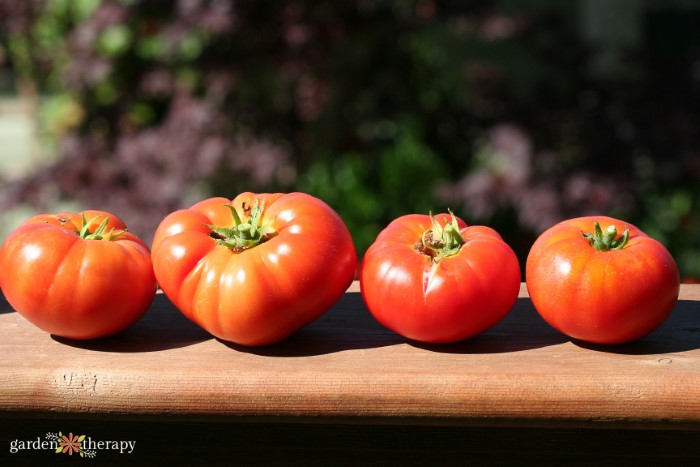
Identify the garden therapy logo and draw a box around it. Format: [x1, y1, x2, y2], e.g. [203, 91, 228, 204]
[9, 432, 136, 458]
[46, 432, 96, 458]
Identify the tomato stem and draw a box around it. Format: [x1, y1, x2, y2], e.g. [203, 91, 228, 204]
[78, 213, 126, 241]
[582, 221, 629, 251]
[206, 199, 275, 252]
[416, 210, 465, 262]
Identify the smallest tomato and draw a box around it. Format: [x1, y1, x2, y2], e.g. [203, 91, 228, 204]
[0, 211, 157, 339]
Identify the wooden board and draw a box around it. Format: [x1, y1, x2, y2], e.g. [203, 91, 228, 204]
[1, 283, 700, 429]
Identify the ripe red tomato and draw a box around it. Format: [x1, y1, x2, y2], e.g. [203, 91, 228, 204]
[0, 210, 157, 339]
[526, 216, 680, 344]
[151, 192, 357, 346]
[359, 212, 521, 343]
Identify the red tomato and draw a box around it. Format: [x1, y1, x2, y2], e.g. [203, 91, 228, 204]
[0, 210, 157, 339]
[526, 216, 680, 344]
[359, 212, 521, 343]
[151, 192, 357, 346]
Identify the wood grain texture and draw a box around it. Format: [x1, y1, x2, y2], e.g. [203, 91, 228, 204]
[1, 282, 699, 429]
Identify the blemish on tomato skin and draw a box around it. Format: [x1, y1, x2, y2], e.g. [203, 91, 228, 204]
[421, 261, 444, 296]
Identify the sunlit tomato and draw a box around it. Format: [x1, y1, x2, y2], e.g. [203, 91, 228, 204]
[359, 212, 521, 343]
[526, 216, 680, 344]
[151, 192, 357, 346]
[0, 211, 157, 339]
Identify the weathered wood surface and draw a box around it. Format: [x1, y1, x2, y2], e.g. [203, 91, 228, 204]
[1, 282, 699, 429]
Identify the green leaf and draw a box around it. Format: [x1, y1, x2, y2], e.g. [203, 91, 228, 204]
[179, 32, 206, 60]
[92, 217, 111, 238]
[97, 25, 132, 57]
[205, 224, 237, 239]
[95, 81, 118, 105]
[135, 36, 166, 60]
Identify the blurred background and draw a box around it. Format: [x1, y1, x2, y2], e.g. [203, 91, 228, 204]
[1, 0, 699, 280]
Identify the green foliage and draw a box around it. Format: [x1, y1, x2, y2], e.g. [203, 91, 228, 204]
[638, 187, 700, 279]
[301, 120, 446, 253]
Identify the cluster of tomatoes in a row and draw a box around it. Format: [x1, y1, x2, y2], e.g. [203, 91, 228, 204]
[0, 192, 680, 347]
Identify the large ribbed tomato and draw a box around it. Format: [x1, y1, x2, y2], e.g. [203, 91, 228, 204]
[359, 212, 521, 343]
[526, 216, 680, 344]
[151, 192, 357, 346]
[0, 211, 157, 339]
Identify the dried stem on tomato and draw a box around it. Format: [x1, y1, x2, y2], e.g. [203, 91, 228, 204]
[415, 210, 465, 263]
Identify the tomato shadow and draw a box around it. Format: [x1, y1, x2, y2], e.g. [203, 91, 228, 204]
[219, 293, 404, 357]
[51, 294, 213, 352]
[219, 330, 404, 357]
[570, 300, 700, 355]
[409, 331, 568, 355]
[226, 296, 567, 357]
[408, 298, 569, 354]
[0, 293, 15, 314]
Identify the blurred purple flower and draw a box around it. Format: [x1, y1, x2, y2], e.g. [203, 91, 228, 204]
[438, 123, 634, 233]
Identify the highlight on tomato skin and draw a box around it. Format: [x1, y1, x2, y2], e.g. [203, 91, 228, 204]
[150, 192, 357, 346]
[525, 215, 681, 345]
[0, 210, 158, 340]
[359, 210, 521, 344]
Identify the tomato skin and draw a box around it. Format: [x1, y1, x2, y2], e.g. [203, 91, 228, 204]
[359, 213, 521, 343]
[0, 211, 157, 339]
[526, 216, 680, 345]
[151, 192, 357, 346]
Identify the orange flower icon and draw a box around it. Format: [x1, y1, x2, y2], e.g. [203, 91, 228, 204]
[57, 432, 85, 456]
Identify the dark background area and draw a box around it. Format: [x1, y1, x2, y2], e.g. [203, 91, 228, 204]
[1, 0, 699, 279]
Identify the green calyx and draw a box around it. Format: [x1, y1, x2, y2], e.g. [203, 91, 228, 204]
[206, 199, 275, 252]
[415, 210, 465, 263]
[582, 221, 630, 251]
[78, 213, 125, 241]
